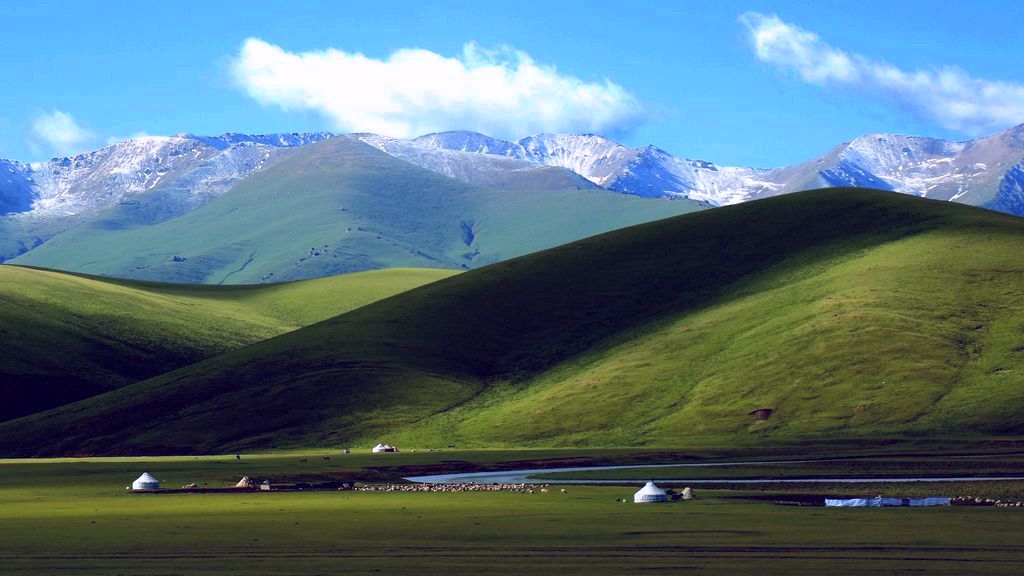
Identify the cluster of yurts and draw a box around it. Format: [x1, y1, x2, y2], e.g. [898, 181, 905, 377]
[130, 473, 686, 503]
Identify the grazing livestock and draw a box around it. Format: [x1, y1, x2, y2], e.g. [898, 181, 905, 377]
[354, 483, 531, 493]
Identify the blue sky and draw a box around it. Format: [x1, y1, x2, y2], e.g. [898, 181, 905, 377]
[4, 0, 1024, 167]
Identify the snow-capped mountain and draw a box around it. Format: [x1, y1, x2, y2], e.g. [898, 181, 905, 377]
[818, 127, 1024, 210]
[9, 132, 333, 220]
[5, 124, 1024, 265]
[356, 133, 597, 191]
[399, 131, 778, 202]
[0, 132, 333, 258]
[406, 126, 1024, 212]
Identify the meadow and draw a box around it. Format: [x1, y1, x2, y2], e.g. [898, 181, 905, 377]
[3, 449, 1024, 575]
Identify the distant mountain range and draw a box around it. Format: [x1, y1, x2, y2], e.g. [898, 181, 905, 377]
[4, 137, 701, 283]
[2, 124, 1023, 282]
[372, 126, 1024, 212]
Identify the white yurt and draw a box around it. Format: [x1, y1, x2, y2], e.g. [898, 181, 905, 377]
[634, 481, 669, 503]
[372, 443, 397, 453]
[372, 443, 387, 453]
[132, 472, 160, 490]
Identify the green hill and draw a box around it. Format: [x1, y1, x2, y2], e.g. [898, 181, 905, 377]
[13, 137, 703, 284]
[0, 265, 455, 423]
[4, 188, 1024, 456]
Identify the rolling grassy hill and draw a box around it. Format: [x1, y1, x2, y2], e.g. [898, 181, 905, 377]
[4, 188, 1024, 456]
[0, 265, 456, 423]
[13, 136, 703, 284]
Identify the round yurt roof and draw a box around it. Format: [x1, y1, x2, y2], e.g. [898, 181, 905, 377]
[132, 472, 160, 490]
[634, 481, 669, 502]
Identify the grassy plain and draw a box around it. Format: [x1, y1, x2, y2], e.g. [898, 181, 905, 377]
[2, 450, 1024, 575]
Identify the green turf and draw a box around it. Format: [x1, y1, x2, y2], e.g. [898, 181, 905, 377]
[6, 188, 1024, 455]
[0, 265, 456, 421]
[2, 451, 1023, 575]
[12, 137, 703, 283]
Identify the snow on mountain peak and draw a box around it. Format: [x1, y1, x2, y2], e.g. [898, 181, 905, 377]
[6, 124, 1024, 259]
[391, 125, 1024, 210]
[1, 132, 337, 232]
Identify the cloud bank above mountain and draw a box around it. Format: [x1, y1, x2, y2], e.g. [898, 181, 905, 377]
[741, 12, 1024, 134]
[29, 110, 95, 158]
[230, 38, 643, 139]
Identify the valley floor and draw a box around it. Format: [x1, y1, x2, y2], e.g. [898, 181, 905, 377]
[3, 446, 1024, 574]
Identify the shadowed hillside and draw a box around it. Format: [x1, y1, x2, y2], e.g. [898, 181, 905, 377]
[0, 265, 455, 422]
[4, 188, 1024, 455]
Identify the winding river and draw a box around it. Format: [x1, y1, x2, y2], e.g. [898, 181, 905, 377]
[405, 459, 1024, 485]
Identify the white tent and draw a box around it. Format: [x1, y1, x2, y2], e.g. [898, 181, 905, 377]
[634, 481, 669, 503]
[372, 443, 397, 453]
[132, 472, 160, 490]
[235, 476, 255, 488]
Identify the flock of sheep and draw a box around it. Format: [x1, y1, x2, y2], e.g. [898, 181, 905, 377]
[352, 483, 569, 494]
[952, 496, 1024, 507]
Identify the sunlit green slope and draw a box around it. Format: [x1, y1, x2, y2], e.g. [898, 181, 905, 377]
[5, 189, 1024, 455]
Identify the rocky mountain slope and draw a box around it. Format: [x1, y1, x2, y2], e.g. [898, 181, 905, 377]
[406, 125, 1024, 211]
[0, 132, 332, 261]
[355, 134, 598, 191]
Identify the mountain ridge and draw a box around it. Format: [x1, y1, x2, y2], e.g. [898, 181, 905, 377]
[5, 124, 1024, 280]
[12, 136, 702, 283]
[407, 125, 1024, 211]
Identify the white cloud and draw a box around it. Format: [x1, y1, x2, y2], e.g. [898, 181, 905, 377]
[740, 12, 1024, 134]
[30, 110, 95, 157]
[231, 38, 643, 139]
